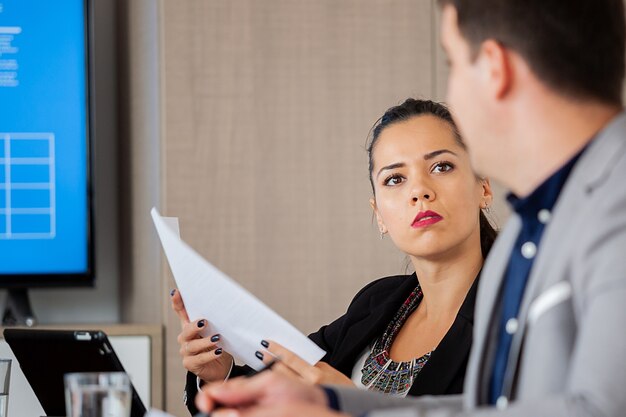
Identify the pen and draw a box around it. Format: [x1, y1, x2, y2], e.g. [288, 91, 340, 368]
[193, 355, 281, 417]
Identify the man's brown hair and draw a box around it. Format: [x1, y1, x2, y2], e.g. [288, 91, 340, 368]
[439, 0, 626, 105]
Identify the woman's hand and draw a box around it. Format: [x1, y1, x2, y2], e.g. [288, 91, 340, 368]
[260, 340, 354, 386]
[171, 289, 234, 383]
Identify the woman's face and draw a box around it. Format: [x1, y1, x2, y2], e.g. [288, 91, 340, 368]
[370, 115, 492, 261]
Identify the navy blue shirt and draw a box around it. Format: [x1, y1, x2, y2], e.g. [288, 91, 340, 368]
[324, 387, 341, 411]
[489, 149, 586, 406]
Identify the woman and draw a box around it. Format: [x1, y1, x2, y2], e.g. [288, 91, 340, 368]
[172, 99, 496, 413]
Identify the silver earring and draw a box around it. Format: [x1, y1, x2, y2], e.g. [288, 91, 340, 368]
[484, 204, 491, 214]
[380, 231, 385, 240]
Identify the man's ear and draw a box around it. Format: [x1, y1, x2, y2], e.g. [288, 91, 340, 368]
[478, 39, 513, 100]
[369, 198, 387, 234]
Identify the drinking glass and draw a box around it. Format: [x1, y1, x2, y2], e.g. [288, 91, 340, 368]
[64, 372, 131, 417]
[0, 359, 11, 417]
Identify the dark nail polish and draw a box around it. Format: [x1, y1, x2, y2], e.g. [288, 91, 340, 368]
[255, 351, 264, 361]
[170, 289, 176, 297]
[260, 340, 269, 348]
[215, 348, 223, 355]
[211, 334, 220, 342]
[197, 320, 205, 328]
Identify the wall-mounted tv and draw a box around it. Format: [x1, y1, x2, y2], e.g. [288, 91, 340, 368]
[0, 0, 93, 294]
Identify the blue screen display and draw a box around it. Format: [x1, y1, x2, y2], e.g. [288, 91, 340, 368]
[0, 0, 90, 275]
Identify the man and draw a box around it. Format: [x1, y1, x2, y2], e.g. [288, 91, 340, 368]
[195, 0, 626, 415]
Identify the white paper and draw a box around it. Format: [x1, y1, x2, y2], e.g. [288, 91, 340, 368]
[151, 207, 325, 370]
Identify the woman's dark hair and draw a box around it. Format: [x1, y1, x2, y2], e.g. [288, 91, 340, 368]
[367, 98, 497, 258]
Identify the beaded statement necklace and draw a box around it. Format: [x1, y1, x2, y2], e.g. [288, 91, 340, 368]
[360, 284, 432, 397]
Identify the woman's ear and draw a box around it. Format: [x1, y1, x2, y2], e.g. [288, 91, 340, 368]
[480, 178, 494, 208]
[370, 197, 387, 234]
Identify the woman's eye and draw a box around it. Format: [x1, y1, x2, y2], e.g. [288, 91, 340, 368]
[432, 162, 454, 173]
[383, 175, 404, 186]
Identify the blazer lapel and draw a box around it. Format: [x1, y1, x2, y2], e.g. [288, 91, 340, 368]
[409, 277, 479, 396]
[464, 217, 520, 406]
[332, 275, 418, 376]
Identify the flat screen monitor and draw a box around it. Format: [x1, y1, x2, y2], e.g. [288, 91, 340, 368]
[0, 0, 93, 288]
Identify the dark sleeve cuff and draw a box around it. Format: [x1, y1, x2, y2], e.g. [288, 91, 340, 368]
[323, 387, 341, 411]
[230, 363, 256, 378]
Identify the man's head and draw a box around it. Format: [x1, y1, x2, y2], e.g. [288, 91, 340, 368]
[439, 0, 625, 106]
[439, 0, 625, 188]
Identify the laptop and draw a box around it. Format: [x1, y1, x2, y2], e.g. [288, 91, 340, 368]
[3, 329, 147, 417]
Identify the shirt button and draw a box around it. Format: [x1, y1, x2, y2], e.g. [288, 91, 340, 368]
[505, 318, 518, 334]
[496, 396, 509, 410]
[537, 209, 551, 224]
[521, 241, 537, 259]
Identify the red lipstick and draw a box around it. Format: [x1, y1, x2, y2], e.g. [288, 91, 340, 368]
[411, 210, 443, 228]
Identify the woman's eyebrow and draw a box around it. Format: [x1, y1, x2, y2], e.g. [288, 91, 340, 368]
[376, 150, 458, 178]
[424, 149, 458, 160]
[376, 162, 405, 179]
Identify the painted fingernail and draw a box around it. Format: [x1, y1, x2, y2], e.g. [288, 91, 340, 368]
[170, 289, 176, 297]
[211, 334, 220, 342]
[255, 351, 264, 360]
[260, 340, 269, 348]
[197, 320, 205, 328]
[215, 348, 223, 355]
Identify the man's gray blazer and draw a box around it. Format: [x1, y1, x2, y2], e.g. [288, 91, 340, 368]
[333, 112, 626, 417]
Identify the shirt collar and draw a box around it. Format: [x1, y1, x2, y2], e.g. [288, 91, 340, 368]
[506, 145, 587, 219]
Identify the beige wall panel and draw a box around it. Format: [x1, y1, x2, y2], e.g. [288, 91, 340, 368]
[161, 0, 434, 413]
[432, 0, 448, 103]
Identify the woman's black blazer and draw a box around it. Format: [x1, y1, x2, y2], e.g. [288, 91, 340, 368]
[184, 273, 478, 414]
